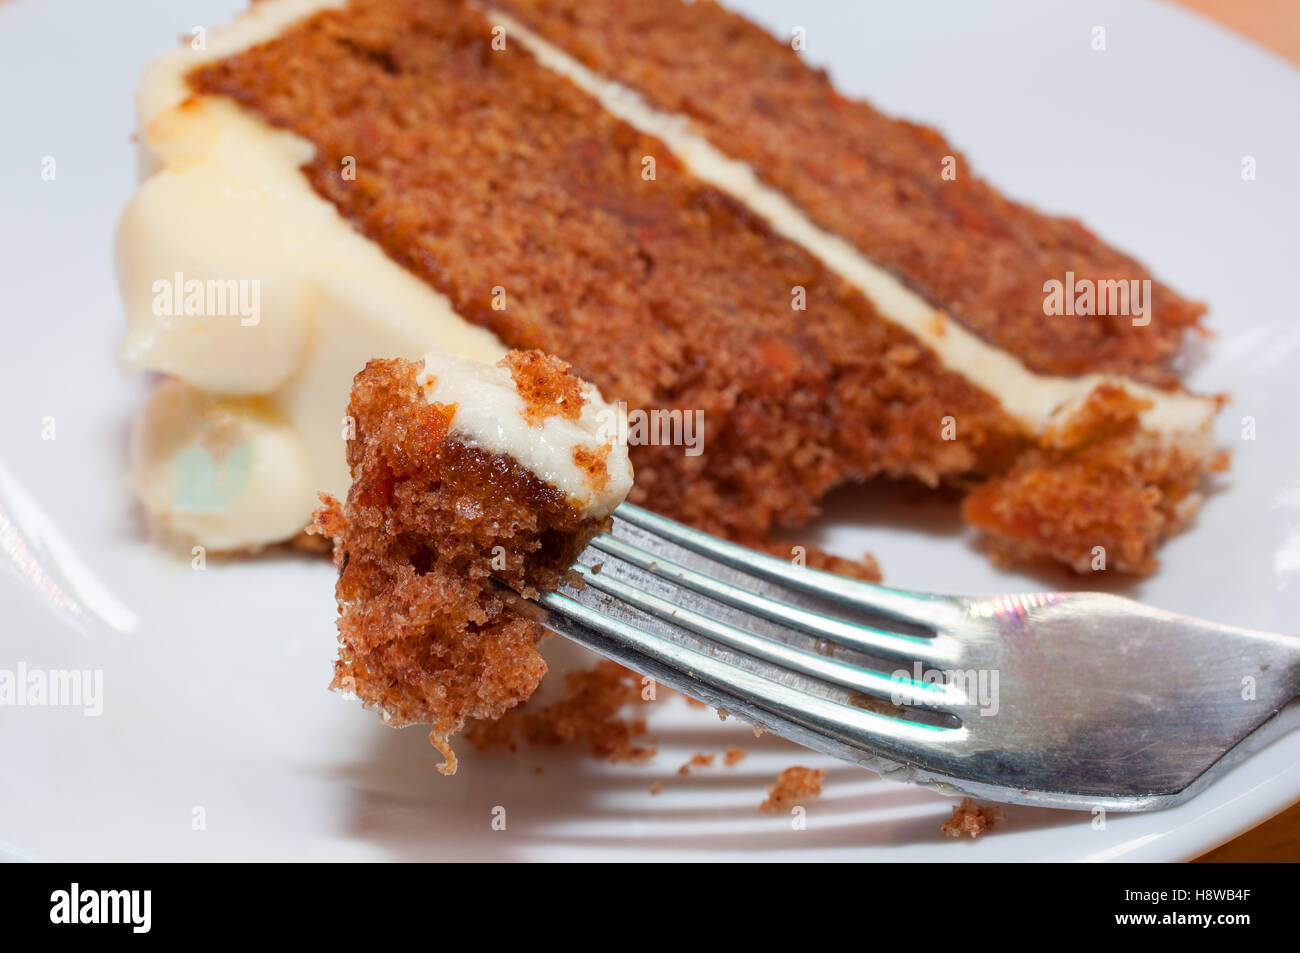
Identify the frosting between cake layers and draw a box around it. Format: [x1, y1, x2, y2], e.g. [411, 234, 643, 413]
[417, 352, 633, 519]
[492, 10, 1219, 451]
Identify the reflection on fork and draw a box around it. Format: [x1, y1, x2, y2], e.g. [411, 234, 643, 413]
[517, 503, 1300, 813]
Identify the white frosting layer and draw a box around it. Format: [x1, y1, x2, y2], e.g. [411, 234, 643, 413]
[494, 11, 1219, 448]
[418, 353, 633, 519]
[127, 379, 317, 550]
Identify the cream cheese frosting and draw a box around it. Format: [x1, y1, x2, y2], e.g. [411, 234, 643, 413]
[127, 379, 317, 551]
[417, 352, 633, 519]
[118, 0, 506, 548]
[118, 0, 1217, 550]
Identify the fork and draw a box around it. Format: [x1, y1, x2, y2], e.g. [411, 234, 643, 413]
[519, 503, 1300, 812]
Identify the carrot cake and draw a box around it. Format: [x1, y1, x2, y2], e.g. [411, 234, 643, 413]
[117, 0, 1224, 573]
[311, 349, 632, 771]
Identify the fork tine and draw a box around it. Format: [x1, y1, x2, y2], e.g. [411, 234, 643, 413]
[534, 587, 964, 763]
[589, 531, 961, 665]
[573, 562, 962, 710]
[613, 503, 961, 629]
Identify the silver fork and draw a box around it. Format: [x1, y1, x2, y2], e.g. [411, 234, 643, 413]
[521, 503, 1300, 812]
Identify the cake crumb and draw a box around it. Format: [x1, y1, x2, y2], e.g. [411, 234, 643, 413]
[571, 442, 611, 492]
[678, 752, 715, 775]
[650, 782, 663, 796]
[928, 309, 947, 338]
[430, 735, 458, 777]
[503, 349, 585, 426]
[759, 766, 826, 812]
[749, 538, 882, 582]
[941, 798, 1004, 839]
[467, 660, 657, 764]
[723, 747, 746, 766]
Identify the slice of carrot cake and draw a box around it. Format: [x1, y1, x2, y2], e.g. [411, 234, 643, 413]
[117, 0, 1223, 575]
[312, 349, 632, 772]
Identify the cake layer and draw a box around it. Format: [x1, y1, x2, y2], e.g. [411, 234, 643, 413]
[496, 0, 1205, 385]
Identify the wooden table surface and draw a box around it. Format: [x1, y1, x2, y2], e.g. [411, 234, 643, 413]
[1174, 0, 1300, 65]
[1171, 0, 1300, 862]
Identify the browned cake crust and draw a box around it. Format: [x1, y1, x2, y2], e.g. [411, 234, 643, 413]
[497, 0, 1205, 385]
[190, 0, 1217, 575]
[313, 354, 608, 772]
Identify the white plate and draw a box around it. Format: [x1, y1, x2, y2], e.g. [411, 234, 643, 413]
[1, 0, 1297, 862]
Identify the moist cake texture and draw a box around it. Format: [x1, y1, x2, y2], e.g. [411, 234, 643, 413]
[118, 0, 1225, 575]
[313, 351, 630, 770]
[497, 0, 1205, 384]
